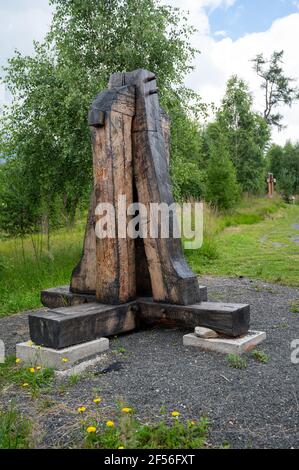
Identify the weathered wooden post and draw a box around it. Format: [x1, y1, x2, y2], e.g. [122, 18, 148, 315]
[28, 70, 251, 353]
[267, 173, 276, 198]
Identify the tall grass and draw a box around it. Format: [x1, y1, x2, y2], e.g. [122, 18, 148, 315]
[0, 407, 32, 449]
[0, 223, 85, 315]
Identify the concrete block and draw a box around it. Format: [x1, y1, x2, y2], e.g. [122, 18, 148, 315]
[183, 331, 266, 355]
[16, 338, 109, 370]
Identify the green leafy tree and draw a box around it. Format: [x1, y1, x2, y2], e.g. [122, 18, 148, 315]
[0, 0, 200, 235]
[252, 50, 299, 130]
[267, 141, 299, 198]
[205, 123, 240, 210]
[277, 169, 296, 201]
[169, 96, 207, 201]
[217, 75, 270, 193]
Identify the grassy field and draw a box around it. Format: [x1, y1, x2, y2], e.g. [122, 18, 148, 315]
[0, 196, 298, 316]
[186, 197, 299, 286]
[0, 221, 85, 316]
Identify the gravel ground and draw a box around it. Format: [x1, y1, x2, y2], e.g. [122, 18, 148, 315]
[0, 276, 298, 449]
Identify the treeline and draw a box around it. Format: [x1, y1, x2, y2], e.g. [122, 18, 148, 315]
[0, 0, 298, 246]
[172, 75, 270, 208]
[267, 142, 299, 200]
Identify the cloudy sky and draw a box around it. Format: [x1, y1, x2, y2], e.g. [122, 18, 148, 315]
[1, 0, 299, 144]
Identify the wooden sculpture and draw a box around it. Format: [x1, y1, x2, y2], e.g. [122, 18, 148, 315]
[29, 70, 250, 349]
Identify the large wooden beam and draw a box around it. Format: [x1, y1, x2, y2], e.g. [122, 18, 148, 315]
[109, 70, 201, 306]
[30, 296, 249, 349]
[92, 86, 136, 304]
[29, 302, 137, 349]
[137, 299, 250, 338]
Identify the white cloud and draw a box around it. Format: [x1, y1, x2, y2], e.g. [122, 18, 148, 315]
[184, 12, 299, 145]
[161, 1, 299, 144]
[0, 1, 52, 67]
[161, 0, 237, 35]
[214, 30, 228, 37]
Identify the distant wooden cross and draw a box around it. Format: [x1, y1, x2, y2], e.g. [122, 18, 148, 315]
[267, 173, 276, 198]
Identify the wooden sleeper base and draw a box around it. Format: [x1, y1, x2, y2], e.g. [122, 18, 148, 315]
[30, 286, 250, 349]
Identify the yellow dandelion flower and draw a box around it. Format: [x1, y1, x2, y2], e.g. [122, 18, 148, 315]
[77, 406, 87, 413]
[61, 358, 69, 363]
[188, 420, 196, 428]
[86, 426, 97, 434]
[22, 383, 29, 388]
[121, 407, 132, 414]
[118, 446, 125, 449]
[93, 397, 102, 404]
[29, 367, 35, 373]
[15, 358, 21, 364]
[106, 420, 115, 428]
[171, 411, 180, 418]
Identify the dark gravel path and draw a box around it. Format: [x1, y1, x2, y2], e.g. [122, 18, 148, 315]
[0, 276, 298, 449]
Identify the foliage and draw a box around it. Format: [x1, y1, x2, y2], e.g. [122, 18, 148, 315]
[0, 0, 200, 229]
[84, 408, 209, 449]
[277, 170, 296, 202]
[205, 122, 240, 210]
[252, 50, 299, 130]
[217, 76, 270, 193]
[0, 161, 42, 240]
[171, 157, 206, 201]
[168, 94, 207, 201]
[0, 407, 32, 449]
[267, 142, 299, 198]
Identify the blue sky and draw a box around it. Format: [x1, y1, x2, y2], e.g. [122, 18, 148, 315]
[209, 0, 299, 40]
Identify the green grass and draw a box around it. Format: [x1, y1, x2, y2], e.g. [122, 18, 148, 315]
[186, 198, 299, 287]
[0, 223, 85, 315]
[0, 407, 32, 449]
[0, 355, 54, 397]
[227, 354, 248, 369]
[252, 350, 270, 364]
[290, 300, 299, 313]
[84, 408, 209, 449]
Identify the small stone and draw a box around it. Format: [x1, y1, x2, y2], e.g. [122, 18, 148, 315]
[195, 327, 218, 339]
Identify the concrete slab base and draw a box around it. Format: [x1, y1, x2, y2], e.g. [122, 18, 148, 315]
[183, 330, 266, 355]
[16, 338, 109, 371]
[55, 354, 108, 378]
